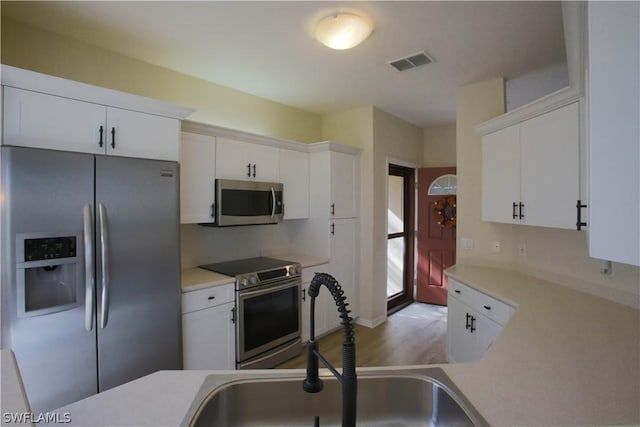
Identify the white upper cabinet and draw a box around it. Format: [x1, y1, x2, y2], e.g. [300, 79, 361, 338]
[2, 67, 192, 161]
[330, 151, 358, 219]
[4, 88, 180, 161]
[105, 107, 180, 161]
[520, 102, 580, 229]
[215, 137, 279, 182]
[309, 149, 359, 219]
[279, 149, 309, 219]
[481, 102, 580, 229]
[587, 2, 640, 266]
[3, 87, 106, 155]
[482, 125, 521, 224]
[180, 132, 216, 224]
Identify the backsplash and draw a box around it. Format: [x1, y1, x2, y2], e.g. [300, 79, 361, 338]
[180, 221, 306, 269]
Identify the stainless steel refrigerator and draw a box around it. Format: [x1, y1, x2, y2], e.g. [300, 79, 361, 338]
[0, 146, 182, 413]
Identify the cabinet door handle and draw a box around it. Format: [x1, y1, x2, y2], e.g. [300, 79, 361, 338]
[247, 163, 251, 177]
[301, 288, 306, 302]
[330, 223, 335, 235]
[512, 202, 518, 219]
[518, 202, 524, 220]
[252, 164, 256, 178]
[465, 313, 471, 330]
[576, 200, 588, 230]
[470, 316, 476, 333]
[110, 127, 116, 149]
[330, 203, 335, 216]
[98, 125, 104, 148]
[231, 307, 236, 324]
[483, 305, 491, 310]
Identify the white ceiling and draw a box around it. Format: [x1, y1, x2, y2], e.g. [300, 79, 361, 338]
[1, 1, 567, 127]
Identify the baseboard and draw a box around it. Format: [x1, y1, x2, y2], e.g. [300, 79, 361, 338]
[355, 315, 386, 328]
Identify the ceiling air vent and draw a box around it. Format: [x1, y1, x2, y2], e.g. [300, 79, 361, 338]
[388, 51, 434, 72]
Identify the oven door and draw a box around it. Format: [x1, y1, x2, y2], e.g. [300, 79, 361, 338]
[236, 277, 300, 363]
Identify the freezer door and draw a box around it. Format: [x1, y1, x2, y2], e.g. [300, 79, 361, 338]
[95, 156, 181, 391]
[0, 146, 98, 413]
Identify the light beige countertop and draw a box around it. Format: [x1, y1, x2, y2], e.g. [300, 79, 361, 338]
[180, 268, 234, 293]
[26, 265, 639, 426]
[271, 253, 329, 269]
[443, 264, 640, 426]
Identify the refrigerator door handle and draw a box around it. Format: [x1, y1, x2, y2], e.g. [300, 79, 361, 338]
[98, 203, 110, 328]
[83, 204, 95, 332]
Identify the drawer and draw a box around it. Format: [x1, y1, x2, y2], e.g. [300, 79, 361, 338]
[448, 278, 482, 307]
[475, 292, 513, 326]
[182, 283, 235, 314]
[448, 277, 513, 326]
[302, 265, 329, 284]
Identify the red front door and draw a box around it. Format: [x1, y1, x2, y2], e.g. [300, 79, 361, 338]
[416, 167, 456, 305]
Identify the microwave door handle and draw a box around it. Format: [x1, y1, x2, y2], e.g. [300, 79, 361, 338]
[271, 187, 276, 219]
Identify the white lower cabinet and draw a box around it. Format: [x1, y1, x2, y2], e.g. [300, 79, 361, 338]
[182, 283, 236, 370]
[301, 266, 329, 342]
[329, 218, 358, 322]
[446, 278, 513, 363]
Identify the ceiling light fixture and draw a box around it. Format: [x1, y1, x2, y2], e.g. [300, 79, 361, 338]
[314, 13, 373, 50]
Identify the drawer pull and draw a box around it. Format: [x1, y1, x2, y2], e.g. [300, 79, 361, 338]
[483, 305, 491, 310]
[454, 290, 461, 294]
[207, 295, 216, 300]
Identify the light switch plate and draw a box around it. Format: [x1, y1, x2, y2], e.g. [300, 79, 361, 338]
[460, 237, 473, 250]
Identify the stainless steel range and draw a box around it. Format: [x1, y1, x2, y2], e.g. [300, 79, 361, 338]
[200, 257, 302, 369]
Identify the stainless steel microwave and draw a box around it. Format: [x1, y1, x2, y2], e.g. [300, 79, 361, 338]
[215, 179, 284, 226]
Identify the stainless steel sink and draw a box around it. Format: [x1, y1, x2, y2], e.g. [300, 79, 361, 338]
[182, 368, 489, 427]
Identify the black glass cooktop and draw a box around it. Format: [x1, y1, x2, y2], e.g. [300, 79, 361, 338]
[199, 257, 295, 276]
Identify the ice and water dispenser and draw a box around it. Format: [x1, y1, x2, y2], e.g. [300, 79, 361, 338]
[16, 233, 82, 316]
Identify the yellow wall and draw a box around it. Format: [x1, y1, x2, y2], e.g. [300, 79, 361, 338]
[456, 79, 640, 307]
[321, 107, 373, 148]
[424, 124, 456, 167]
[0, 18, 322, 143]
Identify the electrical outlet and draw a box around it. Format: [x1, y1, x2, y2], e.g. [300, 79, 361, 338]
[492, 241, 501, 253]
[460, 237, 473, 251]
[518, 243, 527, 256]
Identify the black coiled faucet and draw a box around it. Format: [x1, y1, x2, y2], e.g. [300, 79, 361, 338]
[302, 272, 357, 427]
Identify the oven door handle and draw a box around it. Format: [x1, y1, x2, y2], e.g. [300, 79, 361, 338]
[238, 279, 300, 298]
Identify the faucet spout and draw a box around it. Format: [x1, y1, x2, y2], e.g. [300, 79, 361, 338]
[303, 272, 357, 427]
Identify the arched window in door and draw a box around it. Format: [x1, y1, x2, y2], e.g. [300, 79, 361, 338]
[428, 174, 457, 195]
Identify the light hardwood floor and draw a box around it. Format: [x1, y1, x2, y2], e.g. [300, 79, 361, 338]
[277, 302, 448, 369]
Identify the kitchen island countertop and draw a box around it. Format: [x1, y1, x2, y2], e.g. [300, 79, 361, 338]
[32, 265, 640, 426]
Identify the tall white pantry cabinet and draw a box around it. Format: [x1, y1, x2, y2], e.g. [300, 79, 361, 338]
[301, 146, 360, 333]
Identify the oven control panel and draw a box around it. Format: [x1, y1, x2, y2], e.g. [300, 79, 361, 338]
[236, 262, 301, 290]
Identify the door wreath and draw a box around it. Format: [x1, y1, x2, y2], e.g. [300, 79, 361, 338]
[433, 196, 457, 228]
